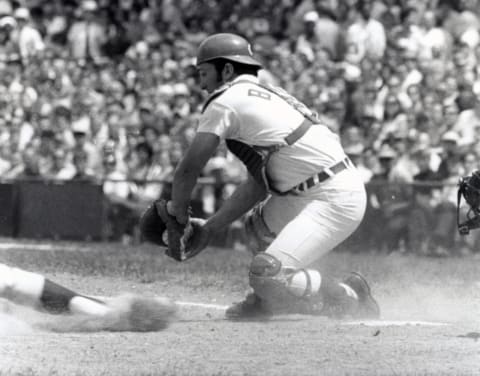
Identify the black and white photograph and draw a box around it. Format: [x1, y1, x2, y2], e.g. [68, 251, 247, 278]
[1, 0, 480, 375]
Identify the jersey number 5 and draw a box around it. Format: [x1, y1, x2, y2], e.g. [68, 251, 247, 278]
[248, 89, 271, 100]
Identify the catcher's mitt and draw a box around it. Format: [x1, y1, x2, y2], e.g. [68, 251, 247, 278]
[139, 199, 188, 261]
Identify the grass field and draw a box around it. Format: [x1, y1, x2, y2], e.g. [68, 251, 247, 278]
[1, 238, 480, 375]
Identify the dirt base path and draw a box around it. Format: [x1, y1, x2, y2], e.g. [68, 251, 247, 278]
[1, 242, 480, 375]
[1, 275, 479, 376]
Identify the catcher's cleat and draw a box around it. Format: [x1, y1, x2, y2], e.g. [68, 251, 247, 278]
[317, 291, 358, 319]
[225, 293, 273, 320]
[343, 272, 380, 319]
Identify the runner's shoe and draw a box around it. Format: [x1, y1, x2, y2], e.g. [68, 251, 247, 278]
[343, 272, 380, 319]
[225, 293, 273, 320]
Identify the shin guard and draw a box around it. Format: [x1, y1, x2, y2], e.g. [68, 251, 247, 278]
[248, 253, 322, 311]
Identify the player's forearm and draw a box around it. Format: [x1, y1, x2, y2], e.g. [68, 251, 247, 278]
[170, 132, 220, 223]
[205, 177, 267, 233]
[171, 162, 201, 222]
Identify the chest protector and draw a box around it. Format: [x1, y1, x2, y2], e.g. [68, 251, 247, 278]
[201, 80, 319, 194]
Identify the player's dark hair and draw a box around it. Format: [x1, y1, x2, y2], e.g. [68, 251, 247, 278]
[211, 58, 260, 77]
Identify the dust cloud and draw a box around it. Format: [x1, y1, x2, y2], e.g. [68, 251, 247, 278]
[378, 282, 480, 323]
[0, 312, 34, 335]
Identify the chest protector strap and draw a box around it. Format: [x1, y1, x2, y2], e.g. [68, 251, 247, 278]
[202, 80, 316, 194]
[225, 138, 279, 192]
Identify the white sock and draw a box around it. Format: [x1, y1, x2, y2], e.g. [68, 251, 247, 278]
[69, 296, 110, 316]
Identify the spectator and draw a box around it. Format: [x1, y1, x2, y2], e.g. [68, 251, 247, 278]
[452, 41, 477, 84]
[389, 133, 418, 183]
[43, 1, 75, 47]
[345, 0, 387, 63]
[6, 145, 42, 179]
[295, 7, 344, 63]
[35, 128, 58, 177]
[71, 149, 96, 182]
[67, 0, 107, 66]
[442, 0, 480, 44]
[427, 101, 451, 145]
[44, 147, 76, 180]
[373, 95, 408, 151]
[404, 83, 423, 113]
[52, 103, 75, 148]
[141, 124, 160, 155]
[341, 125, 364, 150]
[441, 75, 460, 105]
[367, 144, 410, 252]
[432, 147, 468, 256]
[102, 151, 129, 199]
[395, 6, 426, 61]
[418, 9, 453, 61]
[344, 144, 373, 183]
[126, 141, 163, 210]
[381, 73, 411, 110]
[436, 130, 462, 180]
[13, 7, 45, 64]
[0, 16, 20, 62]
[0, 139, 13, 176]
[70, 116, 102, 174]
[101, 151, 131, 241]
[14, 107, 34, 151]
[106, 141, 164, 244]
[138, 101, 165, 134]
[452, 89, 480, 146]
[408, 146, 442, 255]
[442, 101, 460, 132]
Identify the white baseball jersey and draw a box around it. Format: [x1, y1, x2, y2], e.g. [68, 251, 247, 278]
[198, 75, 361, 193]
[198, 74, 366, 268]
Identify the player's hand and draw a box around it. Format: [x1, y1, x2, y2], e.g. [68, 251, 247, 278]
[182, 218, 212, 259]
[166, 200, 189, 225]
[154, 199, 188, 261]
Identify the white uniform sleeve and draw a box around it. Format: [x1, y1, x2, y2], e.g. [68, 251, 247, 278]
[197, 102, 238, 140]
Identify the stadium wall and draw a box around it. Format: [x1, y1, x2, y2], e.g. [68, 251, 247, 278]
[0, 180, 466, 254]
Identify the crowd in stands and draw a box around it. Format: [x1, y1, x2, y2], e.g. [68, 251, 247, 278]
[0, 0, 478, 253]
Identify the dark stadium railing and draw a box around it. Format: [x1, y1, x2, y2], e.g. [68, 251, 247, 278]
[0, 179, 464, 254]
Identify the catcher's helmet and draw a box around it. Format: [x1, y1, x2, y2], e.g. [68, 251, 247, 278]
[196, 33, 262, 68]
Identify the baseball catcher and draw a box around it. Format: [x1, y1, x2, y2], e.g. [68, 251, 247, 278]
[0, 263, 176, 332]
[141, 33, 380, 320]
[457, 170, 480, 235]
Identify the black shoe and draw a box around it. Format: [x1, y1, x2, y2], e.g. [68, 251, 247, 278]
[317, 292, 358, 319]
[343, 272, 380, 319]
[225, 293, 273, 320]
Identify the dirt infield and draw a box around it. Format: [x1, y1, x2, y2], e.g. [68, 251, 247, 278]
[1, 291, 479, 376]
[1, 240, 480, 375]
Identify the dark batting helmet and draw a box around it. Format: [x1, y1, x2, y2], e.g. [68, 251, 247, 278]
[196, 33, 262, 68]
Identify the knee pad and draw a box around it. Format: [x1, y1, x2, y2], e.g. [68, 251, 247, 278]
[244, 205, 276, 254]
[249, 253, 322, 301]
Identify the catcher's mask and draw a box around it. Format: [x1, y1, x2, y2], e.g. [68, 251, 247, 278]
[457, 170, 480, 235]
